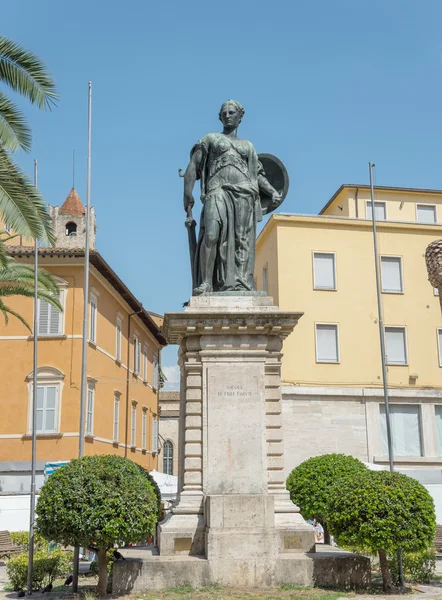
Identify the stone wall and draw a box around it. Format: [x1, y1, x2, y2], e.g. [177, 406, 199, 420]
[159, 391, 180, 476]
[282, 387, 369, 474]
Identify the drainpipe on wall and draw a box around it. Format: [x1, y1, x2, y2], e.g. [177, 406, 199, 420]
[355, 187, 359, 218]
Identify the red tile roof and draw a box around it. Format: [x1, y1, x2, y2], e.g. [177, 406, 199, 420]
[59, 188, 85, 216]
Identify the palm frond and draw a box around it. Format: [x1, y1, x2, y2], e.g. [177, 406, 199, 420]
[0, 146, 54, 244]
[0, 297, 31, 331]
[0, 36, 58, 110]
[0, 240, 8, 268]
[0, 92, 31, 152]
[0, 262, 60, 296]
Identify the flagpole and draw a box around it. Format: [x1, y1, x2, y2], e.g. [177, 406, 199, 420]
[369, 162, 404, 587]
[73, 81, 92, 593]
[27, 159, 39, 595]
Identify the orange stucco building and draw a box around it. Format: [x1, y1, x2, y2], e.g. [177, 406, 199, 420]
[0, 189, 165, 492]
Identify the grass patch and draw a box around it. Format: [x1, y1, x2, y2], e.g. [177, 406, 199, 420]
[136, 587, 351, 600]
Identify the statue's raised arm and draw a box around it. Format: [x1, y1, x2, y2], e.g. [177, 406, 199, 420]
[182, 100, 289, 296]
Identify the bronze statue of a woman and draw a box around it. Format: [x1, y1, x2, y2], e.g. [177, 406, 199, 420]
[183, 100, 288, 295]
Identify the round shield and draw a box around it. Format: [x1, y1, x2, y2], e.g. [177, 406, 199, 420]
[258, 153, 290, 216]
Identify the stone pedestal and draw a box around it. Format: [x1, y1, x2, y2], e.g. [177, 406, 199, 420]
[158, 294, 315, 585]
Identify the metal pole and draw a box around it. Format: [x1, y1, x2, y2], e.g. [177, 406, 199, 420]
[73, 81, 92, 594]
[27, 160, 39, 595]
[369, 162, 404, 587]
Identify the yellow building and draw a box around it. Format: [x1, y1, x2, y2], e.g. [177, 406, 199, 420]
[0, 188, 165, 492]
[255, 184, 442, 475]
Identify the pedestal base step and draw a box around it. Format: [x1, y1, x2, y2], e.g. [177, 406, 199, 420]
[112, 548, 371, 593]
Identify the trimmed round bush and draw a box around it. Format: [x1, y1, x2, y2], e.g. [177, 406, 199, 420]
[286, 453, 367, 541]
[327, 470, 436, 590]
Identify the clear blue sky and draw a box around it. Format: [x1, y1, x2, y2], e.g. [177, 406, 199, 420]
[3, 0, 442, 383]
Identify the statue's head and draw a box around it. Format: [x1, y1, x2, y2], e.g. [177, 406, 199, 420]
[218, 100, 244, 129]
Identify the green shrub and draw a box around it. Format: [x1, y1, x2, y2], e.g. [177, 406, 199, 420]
[6, 549, 73, 591]
[327, 470, 436, 590]
[286, 453, 367, 541]
[36, 455, 158, 596]
[389, 549, 436, 584]
[10, 530, 47, 553]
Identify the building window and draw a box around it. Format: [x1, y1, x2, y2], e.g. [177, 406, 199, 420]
[315, 324, 339, 363]
[163, 440, 174, 475]
[152, 352, 159, 390]
[380, 404, 422, 457]
[90, 293, 98, 343]
[134, 335, 140, 375]
[381, 256, 403, 293]
[437, 329, 442, 367]
[417, 204, 436, 224]
[435, 288, 440, 297]
[38, 296, 62, 336]
[36, 385, 58, 433]
[86, 384, 94, 436]
[65, 221, 77, 236]
[131, 404, 136, 447]
[4, 223, 11, 234]
[152, 418, 159, 453]
[143, 346, 148, 382]
[116, 317, 122, 361]
[436, 406, 442, 456]
[262, 264, 268, 294]
[313, 252, 336, 290]
[142, 410, 147, 450]
[384, 326, 408, 365]
[113, 395, 119, 442]
[366, 201, 386, 221]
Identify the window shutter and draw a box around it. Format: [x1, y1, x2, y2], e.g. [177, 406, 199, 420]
[417, 205, 436, 224]
[38, 300, 49, 335]
[366, 202, 386, 220]
[36, 386, 45, 431]
[49, 304, 61, 335]
[142, 412, 147, 449]
[86, 387, 94, 435]
[90, 298, 97, 342]
[44, 386, 57, 432]
[316, 325, 338, 362]
[436, 406, 442, 456]
[152, 419, 158, 453]
[116, 320, 121, 360]
[113, 397, 119, 442]
[385, 327, 407, 364]
[313, 253, 336, 289]
[381, 257, 402, 292]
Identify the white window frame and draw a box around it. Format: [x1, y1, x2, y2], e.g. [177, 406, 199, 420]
[380, 255, 404, 294]
[434, 288, 440, 297]
[26, 367, 64, 434]
[134, 335, 141, 375]
[36, 277, 67, 337]
[143, 345, 148, 383]
[366, 200, 387, 221]
[315, 323, 340, 364]
[437, 329, 442, 368]
[86, 382, 95, 436]
[152, 418, 159, 454]
[89, 292, 98, 344]
[116, 315, 123, 362]
[4, 222, 11, 234]
[416, 204, 437, 224]
[163, 440, 174, 475]
[384, 326, 408, 366]
[312, 251, 337, 291]
[262, 264, 268, 294]
[113, 394, 120, 442]
[142, 409, 147, 450]
[131, 403, 137, 447]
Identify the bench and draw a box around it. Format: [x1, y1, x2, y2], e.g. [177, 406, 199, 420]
[0, 531, 20, 558]
[434, 525, 442, 553]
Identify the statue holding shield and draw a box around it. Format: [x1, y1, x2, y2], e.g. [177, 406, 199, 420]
[183, 100, 289, 295]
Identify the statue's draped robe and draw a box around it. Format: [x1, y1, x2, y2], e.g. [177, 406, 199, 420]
[192, 133, 264, 292]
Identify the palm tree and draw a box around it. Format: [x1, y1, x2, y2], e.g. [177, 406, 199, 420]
[0, 35, 58, 244]
[0, 258, 62, 330]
